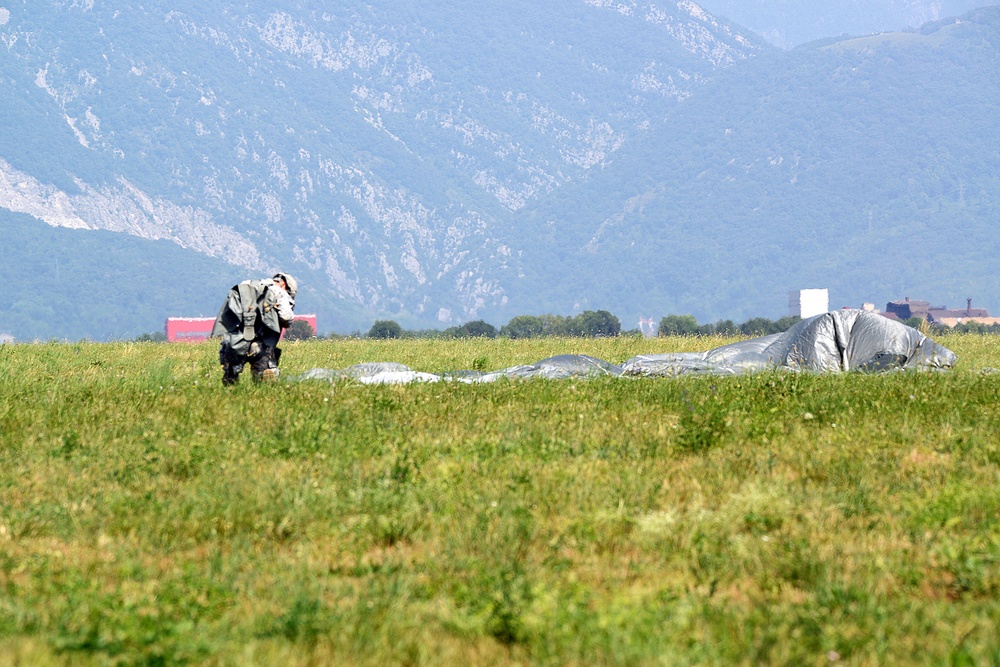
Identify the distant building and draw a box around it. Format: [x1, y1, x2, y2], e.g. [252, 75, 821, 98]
[165, 317, 216, 342]
[884, 297, 993, 326]
[884, 298, 931, 321]
[789, 289, 829, 319]
[927, 298, 991, 323]
[165, 314, 317, 342]
[929, 298, 995, 327]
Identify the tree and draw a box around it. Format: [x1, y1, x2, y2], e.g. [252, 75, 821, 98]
[500, 314, 570, 338]
[659, 314, 699, 336]
[501, 315, 544, 339]
[368, 320, 403, 339]
[455, 320, 497, 338]
[284, 319, 316, 341]
[713, 320, 739, 336]
[538, 314, 571, 336]
[740, 317, 777, 336]
[773, 316, 801, 332]
[568, 310, 620, 337]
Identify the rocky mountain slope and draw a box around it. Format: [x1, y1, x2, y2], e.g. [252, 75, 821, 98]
[0, 1, 763, 337]
[1, 2, 998, 339]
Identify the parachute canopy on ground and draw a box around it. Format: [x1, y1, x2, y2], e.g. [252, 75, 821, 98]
[623, 309, 956, 377]
[295, 310, 957, 385]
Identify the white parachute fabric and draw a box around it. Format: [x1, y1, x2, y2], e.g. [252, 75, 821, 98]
[297, 362, 442, 385]
[468, 354, 623, 382]
[296, 355, 623, 385]
[294, 310, 956, 384]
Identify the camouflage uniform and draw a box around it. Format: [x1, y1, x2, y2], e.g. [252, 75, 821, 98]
[211, 275, 296, 385]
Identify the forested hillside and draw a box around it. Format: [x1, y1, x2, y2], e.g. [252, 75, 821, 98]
[503, 6, 1000, 324]
[0, 209, 371, 340]
[0, 209, 240, 340]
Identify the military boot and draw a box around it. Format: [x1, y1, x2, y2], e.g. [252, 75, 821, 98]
[222, 363, 241, 386]
[250, 344, 279, 382]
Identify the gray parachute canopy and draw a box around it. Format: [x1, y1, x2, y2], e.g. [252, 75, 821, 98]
[294, 310, 956, 385]
[622, 309, 956, 377]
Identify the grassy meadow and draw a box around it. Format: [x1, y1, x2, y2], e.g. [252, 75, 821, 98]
[1, 334, 999, 666]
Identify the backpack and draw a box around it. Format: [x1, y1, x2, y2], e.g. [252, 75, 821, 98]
[210, 280, 283, 354]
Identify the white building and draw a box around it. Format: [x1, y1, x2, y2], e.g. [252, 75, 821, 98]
[789, 289, 829, 319]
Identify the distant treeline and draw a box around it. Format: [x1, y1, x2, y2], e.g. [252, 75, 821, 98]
[365, 310, 622, 340]
[656, 314, 802, 337]
[928, 320, 1000, 335]
[361, 312, 803, 340]
[129, 311, 1000, 343]
[359, 312, 1000, 340]
[880, 316, 1000, 336]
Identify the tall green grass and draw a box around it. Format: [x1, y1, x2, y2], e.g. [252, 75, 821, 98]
[1, 334, 999, 665]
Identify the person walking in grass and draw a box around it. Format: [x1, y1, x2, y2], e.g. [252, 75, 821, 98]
[211, 272, 298, 385]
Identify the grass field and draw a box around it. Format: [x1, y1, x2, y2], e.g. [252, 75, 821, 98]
[1, 334, 999, 666]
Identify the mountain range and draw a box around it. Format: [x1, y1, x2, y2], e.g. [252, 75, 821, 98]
[1, 1, 998, 339]
[695, 0, 988, 48]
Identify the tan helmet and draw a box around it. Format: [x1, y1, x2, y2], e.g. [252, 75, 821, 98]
[274, 272, 298, 299]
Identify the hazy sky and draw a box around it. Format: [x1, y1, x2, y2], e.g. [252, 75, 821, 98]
[693, 0, 993, 47]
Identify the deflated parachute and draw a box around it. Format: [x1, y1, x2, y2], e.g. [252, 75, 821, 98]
[456, 354, 623, 382]
[295, 355, 622, 385]
[622, 309, 956, 377]
[295, 310, 956, 385]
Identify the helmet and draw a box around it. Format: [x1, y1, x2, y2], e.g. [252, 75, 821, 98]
[273, 272, 298, 299]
